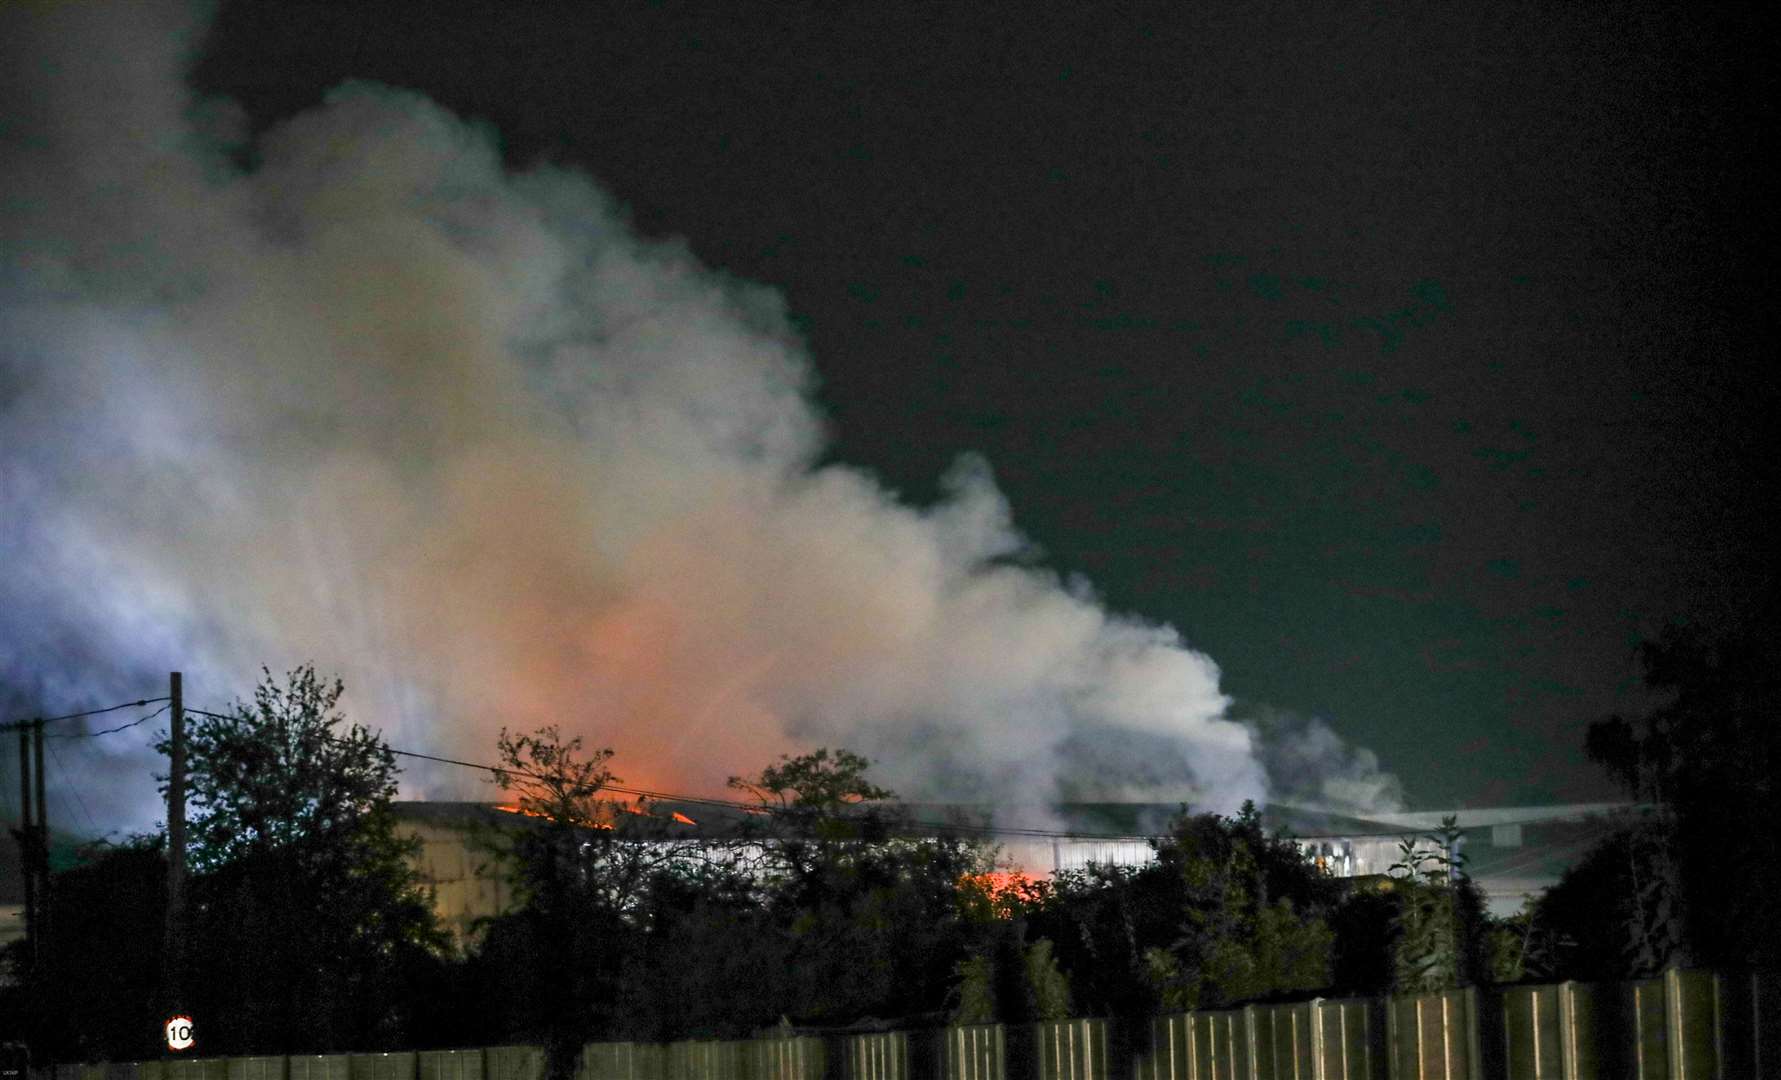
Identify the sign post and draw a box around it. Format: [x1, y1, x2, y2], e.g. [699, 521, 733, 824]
[164, 1015, 195, 1054]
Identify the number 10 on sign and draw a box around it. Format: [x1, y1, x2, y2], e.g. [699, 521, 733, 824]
[165, 1015, 195, 1052]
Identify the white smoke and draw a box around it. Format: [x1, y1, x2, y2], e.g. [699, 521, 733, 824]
[1243, 706, 1406, 816]
[1, 2, 1388, 829]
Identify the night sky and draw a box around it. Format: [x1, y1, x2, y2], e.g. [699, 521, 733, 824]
[5, 3, 1773, 819]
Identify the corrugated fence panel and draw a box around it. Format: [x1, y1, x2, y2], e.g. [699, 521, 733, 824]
[840, 1032, 907, 1080]
[348, 1054, 415, 1080]
[744, 1038, 822, 1080]
[1664, 969, 1720, 1079]
[416, 1052, 482, 1080]
[1629, 978, 1667, 1080]
[1504, 984, 1565, 1080]
[1386, 989, 1480, 1080]
[1138, 1014, 1191, 1080]
[1034, 1019, 1109, 1080]
[1718, 968, 1780, 1079]
[941, 1025, 1004, 1080]
[663, 1041, 746, 1080]
[287, 1058, 351, 1080]
[1311, 998, 1381, 1080]
[1238, 1009, 1272, 1080]
[1188, 1011, 1252, 1080]
[663, 1043, 707, 1080]
[1503, 981, 1614, 1080]
[163, 1061, 232, 1080]
[1140, 1010, 1282, 1080]
[1628, 968, 1722, 1080]
[483, 1048, 544, 1080]
[1254, 1002, 1315, 1080]
[227, 1058, 287, 1080]
[580, 1043, 661, 1080]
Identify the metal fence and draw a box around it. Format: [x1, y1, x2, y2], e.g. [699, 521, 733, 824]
[1386, 988, 1482, 1080]
[941, 1025, 1004, 1080]
[1133, 998, 1380, 1080]
[840, 1034, 907, 1080]
[29, 967, 1777, 1080]
[1033, 1020, 1108, 1080]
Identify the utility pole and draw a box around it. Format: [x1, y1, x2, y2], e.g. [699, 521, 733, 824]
[15, 722, 34, 964]
[32, 719, 46, 947]
[164, 672, 186, 1011]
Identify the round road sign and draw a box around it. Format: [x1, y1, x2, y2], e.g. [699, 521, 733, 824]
[164, 1015, 195, 1052]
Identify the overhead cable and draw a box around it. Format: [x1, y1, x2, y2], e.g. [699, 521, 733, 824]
[46, 702, 171, 739]
[1, 696, 171, 732]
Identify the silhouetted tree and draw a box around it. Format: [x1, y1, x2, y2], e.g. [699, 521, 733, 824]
[727, 748, 991, 1026]
[1584, 585, 1781, 971]
[1328, 887, 1397, 995]
[1522, 828, 1644, 981]
[1034, 804, 1337, 1017]
[484, 726, 644, 1074]
[162, 665, 443, 1053]
[3, 838, 167, 1062]
[1146, 804, 1336, 1008]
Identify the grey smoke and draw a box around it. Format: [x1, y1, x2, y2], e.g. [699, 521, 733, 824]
[0, 1, 1398, 834]
[1242, 705, 1407, 815]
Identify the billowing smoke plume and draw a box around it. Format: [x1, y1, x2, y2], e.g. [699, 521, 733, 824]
[1, 3, 1392, 831]
[1239, 706, 1406, 815]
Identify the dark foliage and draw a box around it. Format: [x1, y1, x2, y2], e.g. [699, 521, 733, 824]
[1385, 819, 1494, 992]
[1584, 584, 1781, 972]
[1327, 888, 1397, 995]
[1030, 803, 1340, 1017]
[167, 666, 446, 1054]
[483, 726, 638, 1075]
[2, 839, 168, 1062]
[1522, 829, 1641, 982]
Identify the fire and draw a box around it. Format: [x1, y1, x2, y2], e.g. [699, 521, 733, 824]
[959, 869, 1048, 918]
[489, 802, 614, 829]
[489, 800, 695, 828]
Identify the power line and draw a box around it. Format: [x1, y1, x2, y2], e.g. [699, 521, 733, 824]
[1, 696, 171, 733]
[44, 736, 101, 838]
[46, 702, 171, 739]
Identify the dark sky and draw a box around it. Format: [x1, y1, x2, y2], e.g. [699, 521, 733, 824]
[186, 1, 1775, 809]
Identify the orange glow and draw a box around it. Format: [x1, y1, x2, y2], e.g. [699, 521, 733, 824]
[960, 869, 1048, 918]
[671, 811, 697, 826]
[490, 802, 614, 829]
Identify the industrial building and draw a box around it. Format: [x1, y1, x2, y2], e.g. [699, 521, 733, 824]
[389, 797, 1647, 940]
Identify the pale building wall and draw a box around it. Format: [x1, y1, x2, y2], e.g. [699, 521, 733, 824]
[396, 816, 516, 945]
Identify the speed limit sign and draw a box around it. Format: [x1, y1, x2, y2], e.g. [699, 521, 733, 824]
[164, 1015, 195, 1052]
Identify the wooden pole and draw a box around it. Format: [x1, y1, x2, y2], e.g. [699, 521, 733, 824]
[17, 723, 34, 963]
[165, 671, 186, 1011]
[31, 719, 46, 948]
